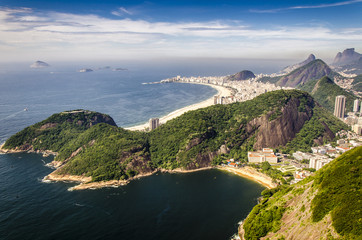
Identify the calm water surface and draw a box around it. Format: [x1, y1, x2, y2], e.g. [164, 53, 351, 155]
[0, 65, 265, 240]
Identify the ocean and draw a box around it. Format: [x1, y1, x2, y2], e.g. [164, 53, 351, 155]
[0, 62, 267, 240]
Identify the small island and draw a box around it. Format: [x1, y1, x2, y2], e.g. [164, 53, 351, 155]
[30, 60, 50, 68]
[78, 68, 93, 73]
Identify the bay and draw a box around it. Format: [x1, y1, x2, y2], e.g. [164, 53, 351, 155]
[0, 153, 264, 240]
[0, 63, 266, 239]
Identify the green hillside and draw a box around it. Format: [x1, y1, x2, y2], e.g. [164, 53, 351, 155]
[2, 90, 348, 182]
[241, 146, 362, 240]
[352, 74, 362, 93]
[299, 76, 357, 113]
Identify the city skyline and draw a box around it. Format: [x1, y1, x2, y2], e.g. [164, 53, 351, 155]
[0, 0, 362, 62]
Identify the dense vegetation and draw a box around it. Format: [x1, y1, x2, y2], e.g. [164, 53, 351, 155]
[242, 185, 291, 240]
[3, 110, 116, 152]
[299, 76, 358, 113]
[2, 90, 347, 182]
[282, 105, 348, 153]
[58, 124, 150, 181]
[148, 90, 321, 169]
[312, 146, 362, 238]
[351, 74, 362, 92]
[242, 146, 362, 239]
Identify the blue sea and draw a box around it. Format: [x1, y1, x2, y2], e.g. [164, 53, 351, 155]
[0, 61, 272, 240]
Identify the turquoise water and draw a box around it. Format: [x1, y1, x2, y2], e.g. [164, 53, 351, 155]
[0, 64, 265, 239]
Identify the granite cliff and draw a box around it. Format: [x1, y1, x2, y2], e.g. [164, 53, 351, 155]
[333, 48, 362, 66]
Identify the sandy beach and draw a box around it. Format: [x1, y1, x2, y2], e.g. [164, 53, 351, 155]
[218, 166, 277, 189]
[125, 82, 233, 131]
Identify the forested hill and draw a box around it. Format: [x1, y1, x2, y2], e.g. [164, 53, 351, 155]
[1, 90, 347, 182]
[240, 146, 362, 240]
[299, 76, 358, 113]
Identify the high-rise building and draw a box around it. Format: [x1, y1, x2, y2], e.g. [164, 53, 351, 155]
[353, 99, 360, 112]
[149, 118, 159, 131]
[334, 95, 346, 119]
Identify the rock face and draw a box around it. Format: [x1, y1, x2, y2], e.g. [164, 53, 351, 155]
[30, 61, 50, 68]
[248, 98, 313, 149]
[277, 59, 333, 88]
[333, 48, 362, 66]
[281, 54, 316, 74]
[227, 70, 256, 81]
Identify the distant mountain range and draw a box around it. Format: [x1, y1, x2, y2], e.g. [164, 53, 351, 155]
[332, 48, 362, 74]
[276, 59, 335, 88]
[281, 54, 316, 74]
[255, 53, 361, 112]
[332, 48, 362, 66]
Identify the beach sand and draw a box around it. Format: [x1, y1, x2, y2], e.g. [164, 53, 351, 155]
[125, 83, 232, 131]
[219, 166, 278, 189]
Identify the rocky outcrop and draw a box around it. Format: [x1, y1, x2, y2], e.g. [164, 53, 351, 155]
[333, 48, 362, 66]
[248, 98, 313, 149]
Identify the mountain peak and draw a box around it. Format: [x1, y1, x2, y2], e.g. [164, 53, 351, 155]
[307, 54, 316, 61]
[277, 59, 333, 88]
[281, 54, 316, 74]
[333, 48, 362, 66]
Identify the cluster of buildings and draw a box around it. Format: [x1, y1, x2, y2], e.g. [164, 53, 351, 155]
[334, 96, 362, 134]
[161, 75, 283, 104]
[214, 95, 235, 104]
[225, 159, 242, 168]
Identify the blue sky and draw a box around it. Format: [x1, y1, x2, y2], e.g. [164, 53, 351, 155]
[0, 0, 361, 62]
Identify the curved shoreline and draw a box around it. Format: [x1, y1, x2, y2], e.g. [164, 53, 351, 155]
[42, 165, 274, 191]
[125, 82, 232, 131]
[218, 166, 277, 189]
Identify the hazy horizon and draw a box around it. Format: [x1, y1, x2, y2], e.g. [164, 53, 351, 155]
[1, 0, 361, 63]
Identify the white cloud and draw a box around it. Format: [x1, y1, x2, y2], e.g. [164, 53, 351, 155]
[0, 7, 361, 61]
[111, 7, 133, 17]
[250, 0, 362, 13]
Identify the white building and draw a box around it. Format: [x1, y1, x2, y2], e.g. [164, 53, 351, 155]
[293, 151, 313, 161]
[248, 148, 278, 164]
[149, 118, 160, 131]
[309, 155, 333, 170]
[334, 95, 346, 119]
[353, 99, 360, 113]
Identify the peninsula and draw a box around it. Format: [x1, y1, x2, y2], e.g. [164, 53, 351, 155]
[0, 90, 347, 190]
